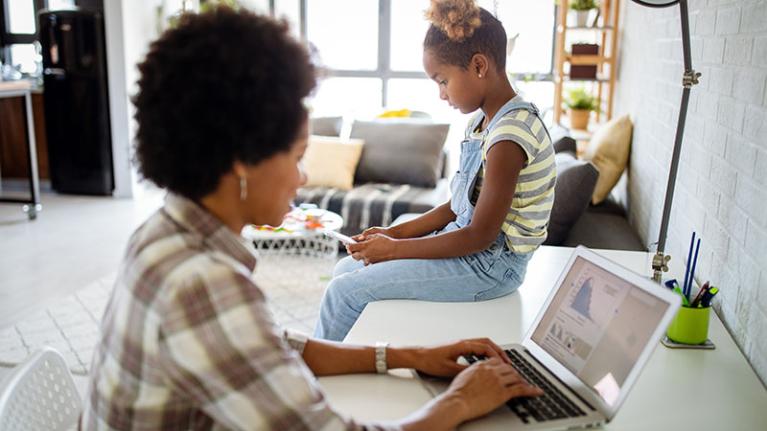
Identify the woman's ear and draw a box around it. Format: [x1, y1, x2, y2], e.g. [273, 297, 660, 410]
[471, 53, 490, 78]
[232, 160, 248, 178]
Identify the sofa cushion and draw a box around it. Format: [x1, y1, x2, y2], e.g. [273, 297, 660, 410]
[350, 120, 449, 188]
[582, 115, 633, 204]
[562, 211, 646, 251]
[310, 116, 343, 137]
[302, 135, 364, 190]
[544, 152, 599, 246]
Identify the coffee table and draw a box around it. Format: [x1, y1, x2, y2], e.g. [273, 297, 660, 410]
[242, 207, 344, 260]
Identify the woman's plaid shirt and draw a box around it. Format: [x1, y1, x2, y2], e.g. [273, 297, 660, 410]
[81, 194, 396, 430]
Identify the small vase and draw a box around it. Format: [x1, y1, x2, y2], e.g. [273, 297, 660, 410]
[573, 10, 590, 27]
[570, 109, 591, 130]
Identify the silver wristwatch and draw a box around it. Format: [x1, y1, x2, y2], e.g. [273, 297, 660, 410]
[375, 341, 389, 374]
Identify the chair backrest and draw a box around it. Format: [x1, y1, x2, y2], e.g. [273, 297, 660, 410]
[0, 347, 82, 431]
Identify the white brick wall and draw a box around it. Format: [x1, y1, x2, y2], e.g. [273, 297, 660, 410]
[616, 0, 767, 384]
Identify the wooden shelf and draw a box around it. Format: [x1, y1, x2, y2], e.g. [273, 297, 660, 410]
[553, 1, 621, 126]
[562, 25, 614, 32]
[559, 75, 611, 83]
[565, 54, 610, 65]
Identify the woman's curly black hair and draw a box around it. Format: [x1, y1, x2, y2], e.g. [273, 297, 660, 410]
[133, 7, 316, 200]
[424, 0, 507, 72]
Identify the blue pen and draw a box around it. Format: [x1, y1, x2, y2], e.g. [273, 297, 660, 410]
[686, 238, 701, 300]
[682, 235, 695, 302]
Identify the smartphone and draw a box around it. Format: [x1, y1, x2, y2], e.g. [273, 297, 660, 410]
[324, 230, 357, 245]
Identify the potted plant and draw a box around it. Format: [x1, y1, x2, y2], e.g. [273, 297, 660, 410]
[564, 87, 597, 130]
[570, 0, 599, 27]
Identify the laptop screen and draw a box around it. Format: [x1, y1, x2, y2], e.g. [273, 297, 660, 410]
[531, 256, 670, 406]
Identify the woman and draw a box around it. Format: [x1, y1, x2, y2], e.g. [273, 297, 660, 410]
[81, 7, 540, 431]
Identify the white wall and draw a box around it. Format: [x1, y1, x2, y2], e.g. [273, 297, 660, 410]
[104, 0, 162, 198]
[615, 0, 767, 383]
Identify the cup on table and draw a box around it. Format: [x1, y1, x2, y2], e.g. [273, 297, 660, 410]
[666, 306, 710, 345]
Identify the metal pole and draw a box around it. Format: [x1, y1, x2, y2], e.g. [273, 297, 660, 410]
[652, 0, 700, 281]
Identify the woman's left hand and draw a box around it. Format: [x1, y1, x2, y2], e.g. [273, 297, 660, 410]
[346, 234, 399, 265]
[413, 338, 512, 378]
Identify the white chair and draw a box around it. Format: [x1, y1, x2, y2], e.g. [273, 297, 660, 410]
[0, 347, 82, 431]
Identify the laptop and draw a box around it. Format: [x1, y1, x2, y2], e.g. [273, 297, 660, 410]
[419, 246, 681, 430]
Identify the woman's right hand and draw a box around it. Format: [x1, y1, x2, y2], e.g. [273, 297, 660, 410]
[446, 358, 543, 423]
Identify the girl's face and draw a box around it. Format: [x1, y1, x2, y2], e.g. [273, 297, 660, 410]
[243, 117, 308, 227]
[423, 49, 483, 114]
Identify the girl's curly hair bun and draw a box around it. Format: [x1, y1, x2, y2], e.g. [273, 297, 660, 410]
[425, 0, 481, 42]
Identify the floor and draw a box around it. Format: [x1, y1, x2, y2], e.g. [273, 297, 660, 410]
[0, 185, 334, 397]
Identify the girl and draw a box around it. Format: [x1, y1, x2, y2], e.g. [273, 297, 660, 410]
[314, 0, 556, 342]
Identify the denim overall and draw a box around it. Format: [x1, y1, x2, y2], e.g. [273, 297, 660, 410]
[314, 98, 545, 341]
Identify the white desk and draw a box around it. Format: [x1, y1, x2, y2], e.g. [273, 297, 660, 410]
[318, 246, 767, 430]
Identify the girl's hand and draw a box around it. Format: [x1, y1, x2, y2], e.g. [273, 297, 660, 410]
[346, 234, 398, 264]
[352, 226, 392, 242]
[445, 358, 543, 422]
[413, 338, 512, 378]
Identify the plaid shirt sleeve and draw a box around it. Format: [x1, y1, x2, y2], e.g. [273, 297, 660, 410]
[155, 263, 400, 431]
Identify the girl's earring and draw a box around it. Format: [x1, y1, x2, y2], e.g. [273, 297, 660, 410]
[239, 176, 248, 201]
[478, 73, 483, 78]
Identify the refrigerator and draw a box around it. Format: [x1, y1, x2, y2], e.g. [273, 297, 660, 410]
[39, 9, 113, 195]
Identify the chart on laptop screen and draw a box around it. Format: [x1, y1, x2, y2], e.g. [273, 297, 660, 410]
[532, 257, 670, 405]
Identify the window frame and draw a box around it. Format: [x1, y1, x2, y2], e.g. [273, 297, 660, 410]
[277, 0, 557, 108]
[0, 0, 46, 66]
[0, 0, 46, 44]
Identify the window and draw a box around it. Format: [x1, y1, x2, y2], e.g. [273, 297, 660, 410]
[270, 1, 557, 119]
[389, 0, 430, 72]
[307, 0, 378, 70]
[5, 0, 36, 34]
[0, 0, 69, 75]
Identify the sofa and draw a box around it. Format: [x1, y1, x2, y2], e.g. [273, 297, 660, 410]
[547, 132, 645, 251]
[296, 116, 451, 237]
[299, 116, 645, 252]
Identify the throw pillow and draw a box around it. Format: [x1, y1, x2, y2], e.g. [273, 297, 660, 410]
[310, 116, 343, 137]
[302, 135, 364, 190]
[350, 120, 450, 188]
[545, 152, 599, 246]
[582, 115, 633, 204]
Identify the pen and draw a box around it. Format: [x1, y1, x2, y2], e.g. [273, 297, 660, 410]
[700, 286, 719, 308]
[690, 281, 710, 308]
[683, 232, 696, 301]
[664, 279, 678, 290]
[686, 238, 701, 300]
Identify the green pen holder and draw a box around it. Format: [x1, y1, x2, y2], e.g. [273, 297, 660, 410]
[666, 306, 711, 345]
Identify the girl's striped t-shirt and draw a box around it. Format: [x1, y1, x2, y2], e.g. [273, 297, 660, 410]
[468, 105, 556, 254]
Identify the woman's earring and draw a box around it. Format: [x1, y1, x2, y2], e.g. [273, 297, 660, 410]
[478, 73, 483, 78]
[239, 176, 248, 201]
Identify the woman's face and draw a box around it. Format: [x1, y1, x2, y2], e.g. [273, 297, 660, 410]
[423, 49, 483, 114]
[245, 118, 308, 227]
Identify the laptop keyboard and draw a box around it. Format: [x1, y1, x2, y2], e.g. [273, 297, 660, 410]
[464, 349, 586, 423]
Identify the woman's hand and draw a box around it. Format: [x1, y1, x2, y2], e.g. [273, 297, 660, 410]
[413, 338, 513, 378]
[352, 226, 394, 242]
[346, 234, 399, 264]
[445, 358, 543, 422]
